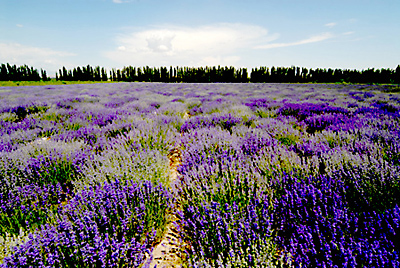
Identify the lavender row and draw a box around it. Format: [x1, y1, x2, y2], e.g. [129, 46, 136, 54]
[1, 180, 173, 267]
[274, 174, 399, 267]
[177, 100, 400, 267]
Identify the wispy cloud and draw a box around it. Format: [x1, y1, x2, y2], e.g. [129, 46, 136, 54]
[254, 32, 334, 49]
[0, 42, 76, 74]
[324, 22, 337, 28]
[16, 24, 23, 28]
[112, 0, 133, 3]
[105, 23, 278, 67]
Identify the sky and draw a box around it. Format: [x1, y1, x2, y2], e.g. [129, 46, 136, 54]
[0, 0, 399, 76]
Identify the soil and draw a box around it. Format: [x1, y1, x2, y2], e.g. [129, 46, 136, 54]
[144, 147, 187, 268]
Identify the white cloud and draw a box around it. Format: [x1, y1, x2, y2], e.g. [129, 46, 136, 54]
[254, 32, 334, 49]
[343, 31, 355, 35]
[16, 24, 23, 28]
[324, 22, 337, 28]
[104, 23, 278, 67]
[0, 42, 76, 74]
[112, 0, 133, 3]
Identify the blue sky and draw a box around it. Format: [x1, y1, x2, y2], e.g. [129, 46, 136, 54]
[0, 0, 399, 75]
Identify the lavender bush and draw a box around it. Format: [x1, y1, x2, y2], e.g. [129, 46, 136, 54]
[1, 180, 173, 267]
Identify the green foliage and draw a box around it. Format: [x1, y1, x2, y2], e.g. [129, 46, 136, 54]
[187, 102, 201, 112]
[0, 112, 18, 122]
[276, 135, 298, 146]
[0, 202, 59, 237]
[40, 111, 67, 123]
[27, 105, 49, 115]
[255, 109, 276, 118]
[33, 160, 80, 188]
[63, 122, 83, 131]
[341, 164, 400, 213]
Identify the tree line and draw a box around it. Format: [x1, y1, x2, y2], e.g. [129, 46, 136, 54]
[1, 63, 400, 84]
[107, 66, 249, 83]
[250, 66, 400, 84]
[62, 65, 400, 84]
[0, 63, 49, 81]
[56, 65, 108, 82]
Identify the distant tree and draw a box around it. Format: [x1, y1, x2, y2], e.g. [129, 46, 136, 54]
[287, 66, 295, 83]
[41, 69, 48, 81]
[62, 66, 68, 80]
[116, 69, 121, 81]
[395, 65, 400, 85]
[73, 67, 81, 80]
[101, 67, 108, 81]
[111, 69, 116, 81]
[0, 64, 7, 80]
[94, 66, 101, 81]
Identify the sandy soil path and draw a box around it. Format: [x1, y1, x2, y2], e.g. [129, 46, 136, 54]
[147, 146, 185, 268]
[144, 112, 189, 268]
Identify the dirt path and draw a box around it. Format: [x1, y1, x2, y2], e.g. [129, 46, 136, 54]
[144, 148, 186, 268]
[143, 112, 189, 268]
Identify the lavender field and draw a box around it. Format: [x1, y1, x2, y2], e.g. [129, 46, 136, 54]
[0, 82, 399, 267]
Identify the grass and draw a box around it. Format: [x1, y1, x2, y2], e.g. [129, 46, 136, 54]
[1, 80, 398, 88]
